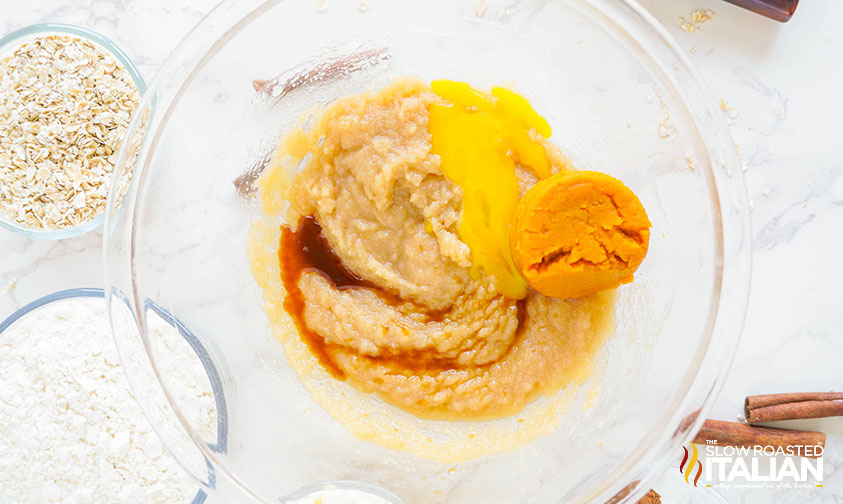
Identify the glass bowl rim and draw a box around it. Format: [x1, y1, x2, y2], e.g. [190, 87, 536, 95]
[0, 23, 147, 240]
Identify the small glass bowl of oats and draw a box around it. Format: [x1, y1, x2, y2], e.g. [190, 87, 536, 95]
[0, 23, 145, 239]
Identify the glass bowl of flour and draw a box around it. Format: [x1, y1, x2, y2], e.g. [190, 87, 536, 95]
[0, 288, 226, 503]
[104, 0, 751, 503]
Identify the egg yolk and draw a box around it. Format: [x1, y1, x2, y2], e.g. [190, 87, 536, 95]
[428, 80, 552, 299]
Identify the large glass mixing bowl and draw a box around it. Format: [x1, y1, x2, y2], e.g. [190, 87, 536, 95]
[103, 0, 751, 502]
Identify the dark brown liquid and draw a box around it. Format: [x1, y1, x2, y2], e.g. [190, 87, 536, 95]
[280, 216, 527, 378]
[279, 216, 355, 378]
[722, 0, 798, 22]
[284, 216, 374, 290]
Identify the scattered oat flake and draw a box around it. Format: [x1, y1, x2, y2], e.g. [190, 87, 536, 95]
[690, 46, 697, 54]
[720, 98, 740, 120]
[691, 9, 714, 24]
[315, 0, 328, 12]
[476, 0, 488, 17]
[0, 34, 139, 231]
[679, 19, 696, 33]
[736, 144, 748, 172]
[658, 115, 677, 139]
[652, 88, 676, 140]
[357, 1, 369, 12]
[680, 9, 715, 33]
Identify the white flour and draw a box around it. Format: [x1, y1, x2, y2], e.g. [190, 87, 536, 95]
[0, 296, 217, 503]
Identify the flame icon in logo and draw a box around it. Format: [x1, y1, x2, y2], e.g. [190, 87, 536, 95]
[680, 441, 703, 487]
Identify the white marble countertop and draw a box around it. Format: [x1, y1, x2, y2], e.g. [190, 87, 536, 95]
[1, 1, 841, 503]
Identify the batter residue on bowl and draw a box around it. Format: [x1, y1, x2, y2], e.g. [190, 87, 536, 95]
[248, 77, 647, 455]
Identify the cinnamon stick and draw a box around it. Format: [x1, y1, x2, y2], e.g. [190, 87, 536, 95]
[693, 419, 825, 458]
[636, 490, 661, 504]
[745, 392, 843, 424]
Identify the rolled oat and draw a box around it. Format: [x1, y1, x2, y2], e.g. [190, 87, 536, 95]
[0, 34, 140, 231]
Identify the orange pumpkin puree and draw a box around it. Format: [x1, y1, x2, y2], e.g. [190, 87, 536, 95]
[511, 170, 651, 299]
